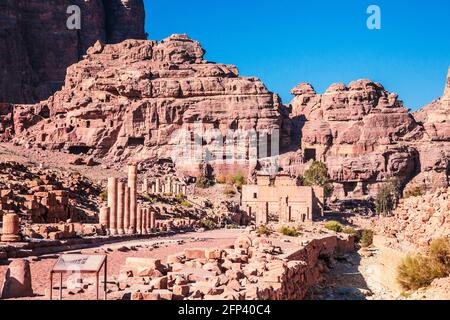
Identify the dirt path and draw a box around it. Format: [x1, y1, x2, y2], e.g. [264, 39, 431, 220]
[0, 229, 243, 300]
[307, 248, 402, 300]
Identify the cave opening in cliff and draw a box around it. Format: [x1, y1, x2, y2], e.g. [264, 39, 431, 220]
[68, 146, 91, 155]
[127, 137, 145, 147]
[344, 182, 358, 197]
[304, 148, 317, 162]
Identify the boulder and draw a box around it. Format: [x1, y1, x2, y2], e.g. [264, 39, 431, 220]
[1, 259, 33, 299]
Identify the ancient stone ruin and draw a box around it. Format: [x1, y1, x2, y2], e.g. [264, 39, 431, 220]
[241, 174, 324, 224]
[125, 230, 355, 300]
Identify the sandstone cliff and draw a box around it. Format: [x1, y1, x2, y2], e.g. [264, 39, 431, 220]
[0, 0, 146, 104]
[376, 188, 450, 251]
[12, 35, 285, 176]
[287, 80, 424, 198]
[405, 68, 450, 192]
[414, 67, 450, 142]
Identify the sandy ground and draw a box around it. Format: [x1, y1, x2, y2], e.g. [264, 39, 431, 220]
[0, 229, 243, 300]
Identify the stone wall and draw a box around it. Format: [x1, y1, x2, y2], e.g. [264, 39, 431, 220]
[127, 231, 355, 300]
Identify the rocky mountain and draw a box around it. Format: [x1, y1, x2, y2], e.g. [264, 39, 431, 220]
[11, 35, 286, 176]
[286, 80, 421, 198]
[375, 187, 450, 251]
[414, 67, 450, 142]
[283, 69, 450, 198]
[0, 0, 145, 104]
[1, 22, 448, 199]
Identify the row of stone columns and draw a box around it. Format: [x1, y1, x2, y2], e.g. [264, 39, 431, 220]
[141, 177, 187, 196]
[100, 164, 159, 236]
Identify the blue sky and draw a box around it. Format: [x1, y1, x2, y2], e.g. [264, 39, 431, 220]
[145, 0, 450, 110]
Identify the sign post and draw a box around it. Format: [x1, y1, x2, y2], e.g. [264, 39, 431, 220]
[49, 254, 107, 300]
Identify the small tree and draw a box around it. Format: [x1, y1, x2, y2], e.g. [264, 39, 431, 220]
[303, 161, 334, 199]
[375, 184, 395, 216]
[196, 173, 215, 189]
[375, 177, 402, 216]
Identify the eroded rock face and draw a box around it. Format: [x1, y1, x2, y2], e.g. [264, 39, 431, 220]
[407, 68, 450, 192]
[0, 0, 145, 104]
[375, 188, 450, 251]
[414, 67, 450, 142]
[288, 80, 423, 198]
[13, 35, 285, 176]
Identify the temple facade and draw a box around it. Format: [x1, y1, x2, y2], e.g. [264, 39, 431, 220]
[241, 174, 324, 224]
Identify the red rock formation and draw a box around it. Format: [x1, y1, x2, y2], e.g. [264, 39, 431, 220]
[13, 35, 285, 176]
[287, 80, 423, 198]
[414, 67, 450, 142]
[406, 68, 450, 193]
[375, 188, 450, 251]
[0, 0, 145, 104]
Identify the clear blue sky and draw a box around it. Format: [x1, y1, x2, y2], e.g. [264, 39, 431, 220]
[145, 0, 450, 110]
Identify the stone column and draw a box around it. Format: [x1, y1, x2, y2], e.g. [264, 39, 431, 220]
[124, 186, 130, 233]
[99, 207, 110, 233]
[107, 177, 118, 235]
[1, 212, 21, 242]
[150, 211, 156, 231]
[142, 178, 149, 194]
[182, 185, 187, 196]
[155, 178, 160, 195]
[166, 177, 171, 194]
[117, 182, 125, 235]
[142, 208, 148, 235]
[147, 208, 152, 234]
[150, 183, 155, 195]
[136, 206, 143, 234]
[279, 196, 290, 223]
[128, 164, 137, 234]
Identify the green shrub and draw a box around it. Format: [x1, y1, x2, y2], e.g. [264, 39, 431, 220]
[180, 200, 192, 208]
[231, 172, 246, 189]
[429, 238, 450, 274]
[324, 221, 343, 233]
[404, 186, 424, 199]
[33, 177, 44, 186]
[175, 193, 186, 201]
[278, 226, 300, 237]
[142, 193, 156, 203]
[196, 174, 215, 189]
[224, 186, 236, 197]
[397, 255, 445, 290]
[256, 225, 272, 236]
[199, 218, 218, 230]
[302, 161, 334, 199]
[375, 184, 395, 216]
[343, 226, 357, 235]
[397, 238, 450, 290]
[99, 190, 108, 201]
[359, 229, 374, 247]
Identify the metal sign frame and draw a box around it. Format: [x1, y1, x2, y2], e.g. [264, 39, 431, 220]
[49, 254, 107, 300]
